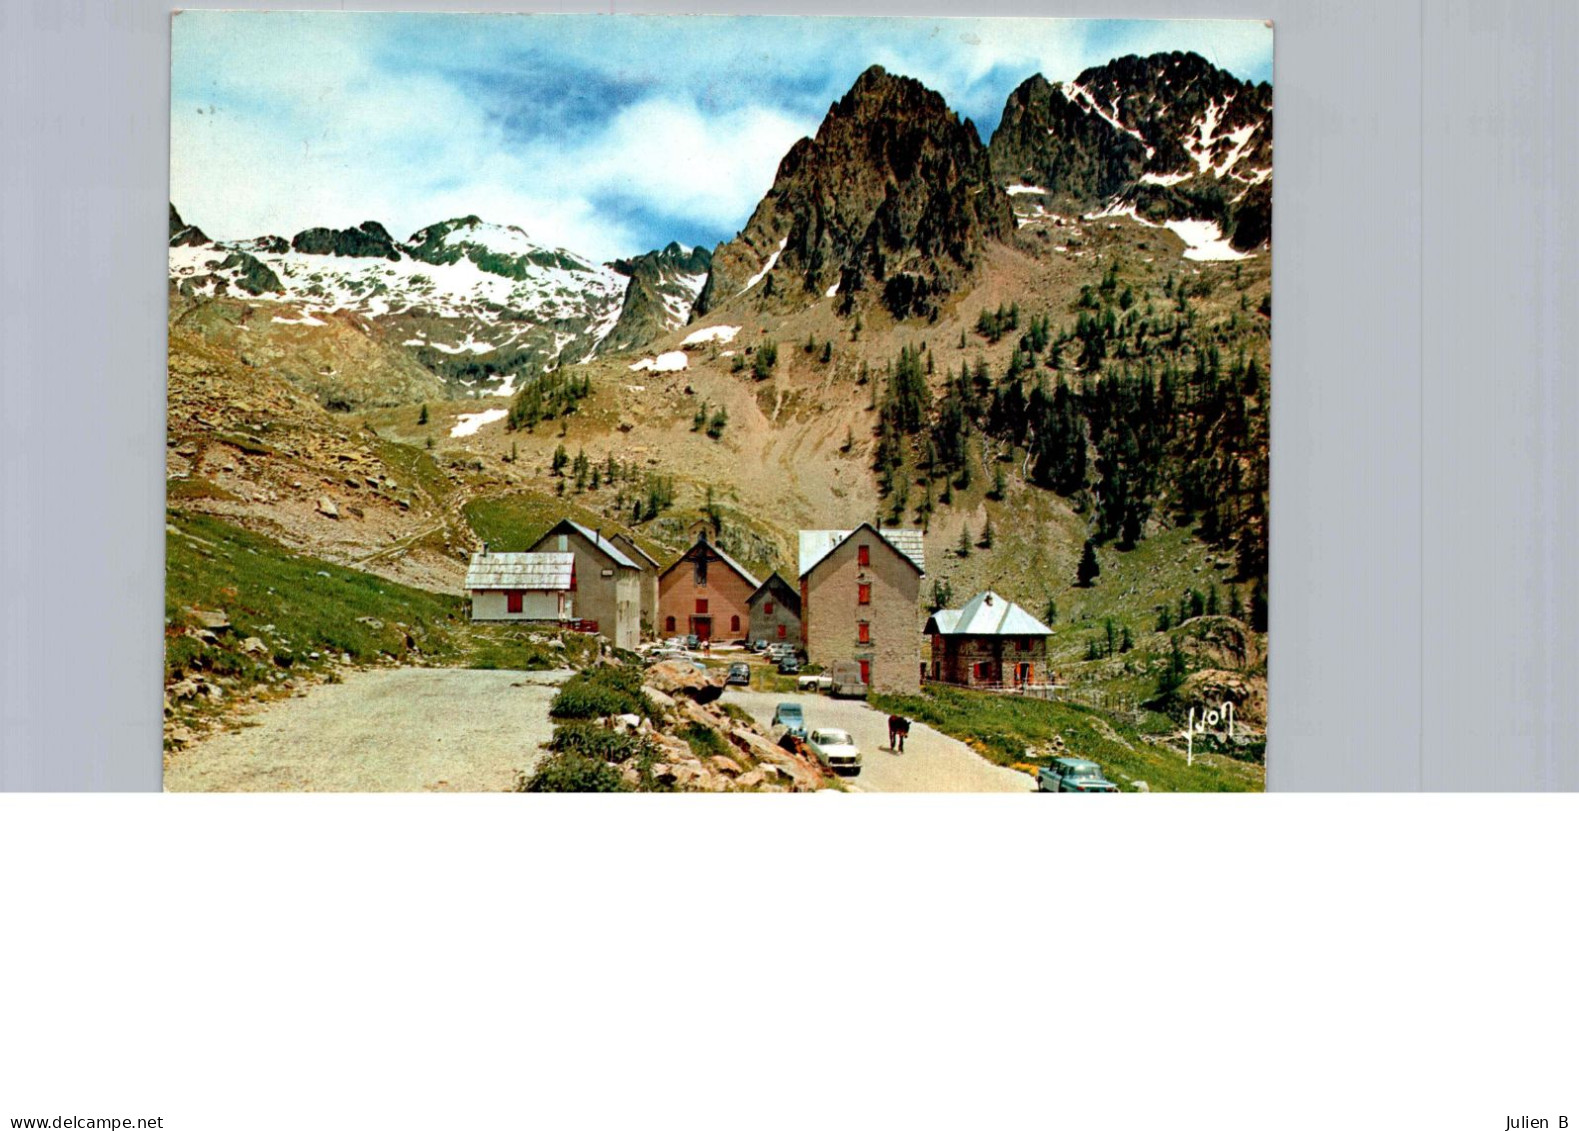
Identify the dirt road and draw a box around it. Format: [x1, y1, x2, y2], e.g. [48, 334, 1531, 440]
[722, 688, 1034, 793]
[165, 667, 572, 792]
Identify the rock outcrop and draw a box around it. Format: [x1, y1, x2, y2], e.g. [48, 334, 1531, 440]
[694, 65, 1013, 321]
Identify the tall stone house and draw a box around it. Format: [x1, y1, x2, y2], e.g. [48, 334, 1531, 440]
[657, 533, 761, 642]
[746, 572, 801, 646]
[464, 548, 575, 623]
[923, 590, 1053, 688]
[609, 532, 660, 637]
[798, 525, 925, 693]
[527, 519, 642, 650]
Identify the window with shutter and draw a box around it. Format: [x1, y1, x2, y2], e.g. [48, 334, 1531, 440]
[857, 544, 870, 566]
[857, 621, 870, 644]
[507, 591, 524, 614]
[857, 583, 871, 605]
[695, 599, 708, 614]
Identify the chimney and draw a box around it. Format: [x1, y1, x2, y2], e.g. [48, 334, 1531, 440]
[481, 541, 489, 557]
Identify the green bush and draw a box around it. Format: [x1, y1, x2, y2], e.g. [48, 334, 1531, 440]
[549, 663, 654, 720]
[548, 723, 654, 764]
[516, 750, 629, 792]
[679, 722, 729, 760]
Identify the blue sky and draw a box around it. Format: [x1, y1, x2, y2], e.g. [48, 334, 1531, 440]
[171, 13, 1272, 262]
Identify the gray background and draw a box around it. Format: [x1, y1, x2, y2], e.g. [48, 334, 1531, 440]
[1, 0, 1573, 791]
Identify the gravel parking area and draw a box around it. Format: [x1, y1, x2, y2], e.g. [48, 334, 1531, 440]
[722, 687, 1034, 793]
[165, 667, 573, 792]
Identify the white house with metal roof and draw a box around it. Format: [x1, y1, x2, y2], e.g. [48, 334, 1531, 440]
[923, 591, 1055, 689]
[465, 548, 576, 623]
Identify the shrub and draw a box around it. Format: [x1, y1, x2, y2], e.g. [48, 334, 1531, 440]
[516, 750, 629, 792]
[548, 723, 654, 764]
[680, 722, 729, 760]
[549, 663, 654, 720]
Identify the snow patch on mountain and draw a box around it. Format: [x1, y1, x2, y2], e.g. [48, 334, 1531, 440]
[629, 351, 688, 373]
[449, 408, 508, 438]
[680, 324, 741, 347]
[740, 238, 788, 294]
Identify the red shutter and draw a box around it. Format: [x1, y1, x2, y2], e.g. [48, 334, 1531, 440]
[764, 601, 774, 615]
[857, 544, 870, 566]
[666, 616, 676, 632]
[695, 598, 708, 614]
[857, 583, 871, 605]
[507, 591, 524, 614]
[731, 615, 740, 633]
[777, 624, 787, 639]
[859, 660, 870, 684]
[858, 621, 870, 644]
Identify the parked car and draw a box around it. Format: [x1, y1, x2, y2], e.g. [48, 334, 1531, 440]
[827, 660, 868, 699]
[1036, 757, 1119, 793]
[750, 639, 768, 653]
[726, 662, 751, 686]
[797, 671, 833, 692]
[685, 634, 700, 650]
[771, 702, 807, 740]
[776, 654, 801, 675]
[805, 728, 861, 774]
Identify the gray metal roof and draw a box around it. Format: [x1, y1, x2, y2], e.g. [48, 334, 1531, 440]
[537, 519, 639, 570]
[798, 525, 926, 577]
[466, 551, 575, 591]
[924, 591, 1052, 637]
[610, 534, 660, 569]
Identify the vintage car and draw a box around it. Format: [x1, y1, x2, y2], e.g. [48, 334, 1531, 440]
[725, 662, 751, 686]
[1036, 757, 1120, 793]
[771, 702, 807, 740]
[805, 728, 861, 775]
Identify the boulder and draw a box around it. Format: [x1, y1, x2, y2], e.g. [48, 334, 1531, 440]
[711, 754, 745, 776]
[186, 607, 231, 633]
[317, 496, 339, 519]
[240, 636, 270, 657]
[645, 659, 725, 703]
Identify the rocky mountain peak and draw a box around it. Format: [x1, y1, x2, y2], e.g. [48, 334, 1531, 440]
[694, 66, 1013, 322]
[988, 51, 1272, 252]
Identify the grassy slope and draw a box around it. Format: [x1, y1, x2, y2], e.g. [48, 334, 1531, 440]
[871, 684, 1262, 793]
[165, 510, 600, 737]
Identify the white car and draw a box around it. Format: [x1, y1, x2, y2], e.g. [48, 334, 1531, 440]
[805, 728, 861, 775]
[797, 672, 833, 692]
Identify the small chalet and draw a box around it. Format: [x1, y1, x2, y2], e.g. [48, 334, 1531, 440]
[527, 519, 643, 649]
[657, 532, 761, 643]
[465, 547, 575, 623]
[924, 591, 1053, 689]
[747, 572, 801, 645]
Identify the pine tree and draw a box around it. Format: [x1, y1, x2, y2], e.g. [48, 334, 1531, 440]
[1076, 539, 1100, 587]
[1104, 618, 1116, 658]
[1043, 597, 1057, 626]
[957, 525, 972, 558]
[1207, 583, 1219, 616]
[979, 517, 994, 549]
[551, 443, 568, 476]
[1156, 607, 1172, 632]
[1156, 636, 1187, 699]
[989, 461, 1007, 501]
[1229, 586, 1244, 622]
[417, 403, 429, 425]
[820, 340, 832, 364]
[1120, 625, 1133, 653]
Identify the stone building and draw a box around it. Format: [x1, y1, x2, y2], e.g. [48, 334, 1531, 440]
[798, 524, 925, 693]
[657, 533, 761, 643]
[923, 590, 1053, 688]
[609, 532, 660, 637]
[527, 519, 642, 650]
[464, 548, 575, 623]
[746, 572, 801, 646]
